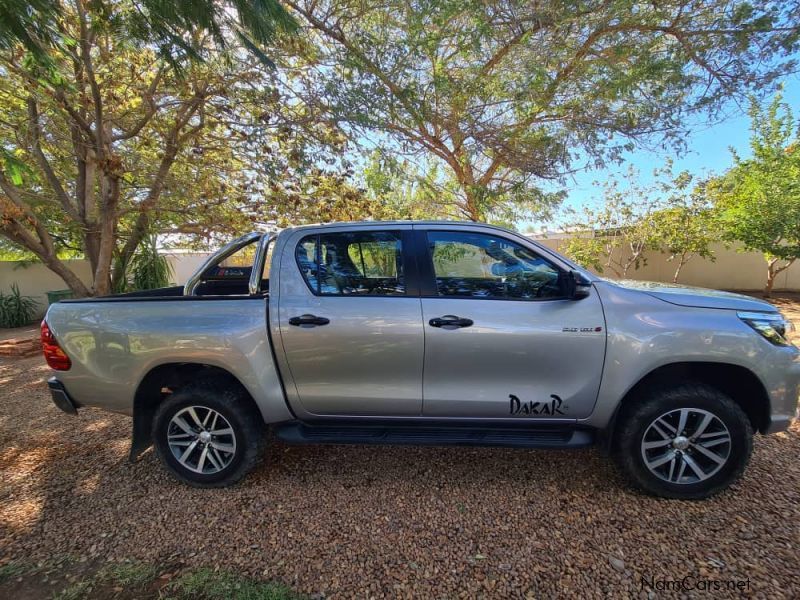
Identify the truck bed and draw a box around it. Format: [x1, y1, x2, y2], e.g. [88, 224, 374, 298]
[44, 294, 290, 424]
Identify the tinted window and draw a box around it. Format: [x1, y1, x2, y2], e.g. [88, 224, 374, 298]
[296, 237, 318, 291]
[297, 231, 405, 296]
[427, 232, 563, 299]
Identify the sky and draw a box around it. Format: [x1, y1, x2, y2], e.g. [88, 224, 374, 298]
[527, 73, 800, 231]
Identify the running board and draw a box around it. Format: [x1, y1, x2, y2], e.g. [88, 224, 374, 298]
[273, 422, 594, 449]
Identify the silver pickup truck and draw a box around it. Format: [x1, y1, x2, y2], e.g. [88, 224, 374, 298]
[42, 221, 799, 499]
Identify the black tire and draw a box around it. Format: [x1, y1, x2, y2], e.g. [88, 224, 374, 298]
[613, 382, 753, 500]
[152, 379, 265, 487]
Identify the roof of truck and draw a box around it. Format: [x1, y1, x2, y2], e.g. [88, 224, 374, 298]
[279, 220, 520, 234]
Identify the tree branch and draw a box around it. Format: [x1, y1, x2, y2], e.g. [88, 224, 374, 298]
[26, 96, 83, 223]
[287, 2, 436, 146]
[116, 91, 207, 270]
[54, 88, 95, 137]
[112, 67, 165, 141]
[75, 0, 105, 152]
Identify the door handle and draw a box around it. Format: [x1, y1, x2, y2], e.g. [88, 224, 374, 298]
[429, 315, 473, 328]
[289, 314, 330, 327]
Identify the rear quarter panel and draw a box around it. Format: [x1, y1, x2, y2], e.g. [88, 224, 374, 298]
[45, 297, 292, 424]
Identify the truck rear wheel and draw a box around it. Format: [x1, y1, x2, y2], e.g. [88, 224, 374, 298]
[614, 383, 753, 500]
[152, 380, 265, 487]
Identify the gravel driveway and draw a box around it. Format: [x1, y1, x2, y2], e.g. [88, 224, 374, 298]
[1, 311, 799, 598]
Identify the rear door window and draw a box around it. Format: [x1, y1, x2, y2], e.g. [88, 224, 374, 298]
[296, 231, 406, 296]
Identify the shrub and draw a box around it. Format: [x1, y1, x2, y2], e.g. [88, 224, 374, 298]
[112, 235, 173, 293]
[0, 283, 40, 328]
[131, 236, 172, 290]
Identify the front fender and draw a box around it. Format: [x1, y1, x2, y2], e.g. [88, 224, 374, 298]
[584, 283, 798, 430]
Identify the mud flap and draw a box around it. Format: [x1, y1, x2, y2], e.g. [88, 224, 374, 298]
[128, 404, 155, 462]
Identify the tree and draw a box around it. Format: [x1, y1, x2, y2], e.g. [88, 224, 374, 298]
[0, 0, 296, 67]
[708, 93, 800, 297]
[361, 149, 474, 221]
[286, 0, 799, 222]
[562, 164, 720, 281]
[263, 167, 394, 226]
[561, 171, 661, 277]
[0, 0, 299, 296]
[649, 204, 718, 283]
[647, 167, 718, 283]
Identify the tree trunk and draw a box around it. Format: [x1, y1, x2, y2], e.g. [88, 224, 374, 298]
[92, 165, 121, 296]
[461, 185, 481, 222]
[604, 244, 622, 278]
[42, 256, 92, 298]
[92, 203, 117, 296]
[672, 253, 688, 283]
[764, 267, 776, 298]
[83, 227, 101, 274]
[764, 257, 795, 298]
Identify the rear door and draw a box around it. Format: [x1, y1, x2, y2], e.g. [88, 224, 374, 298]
[416, 226, 606, 420]
[276, 225, 424, 417]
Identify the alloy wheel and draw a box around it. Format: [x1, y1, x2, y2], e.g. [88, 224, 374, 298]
[167, 406, 237, 474]
[640, 408, 732, 484]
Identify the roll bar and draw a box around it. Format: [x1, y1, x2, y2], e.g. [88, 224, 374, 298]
[183, 232, 270, 296]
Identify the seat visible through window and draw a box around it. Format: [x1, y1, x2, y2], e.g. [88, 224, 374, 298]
[296, 231, 405, 296]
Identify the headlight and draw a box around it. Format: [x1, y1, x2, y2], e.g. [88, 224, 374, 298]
[737, 311, 795, 346]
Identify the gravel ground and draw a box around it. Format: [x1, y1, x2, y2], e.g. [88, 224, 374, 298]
[1, 297, 800, 599]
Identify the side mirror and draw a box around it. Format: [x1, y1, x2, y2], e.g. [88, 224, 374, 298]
[566, 270, 592, 300]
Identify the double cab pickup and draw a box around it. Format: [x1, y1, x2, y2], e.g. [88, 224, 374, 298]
[42, 221, 800, 499]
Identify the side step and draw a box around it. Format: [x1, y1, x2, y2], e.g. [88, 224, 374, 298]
[274, 422, 594, 449]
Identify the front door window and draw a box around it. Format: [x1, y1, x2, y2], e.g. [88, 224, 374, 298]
[427, 231, 564, 300]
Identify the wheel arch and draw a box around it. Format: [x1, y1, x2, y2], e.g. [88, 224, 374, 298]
[129, 362, 263, 462]
[603, 361, 770, 451]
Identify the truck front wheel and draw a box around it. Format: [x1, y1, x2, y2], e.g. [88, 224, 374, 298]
[614, 383, 753, 500]
[152, 380, 265, 487]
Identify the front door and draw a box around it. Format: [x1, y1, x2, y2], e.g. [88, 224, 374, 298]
[277, 227, 424, 417]
[418, 228, 606, 420]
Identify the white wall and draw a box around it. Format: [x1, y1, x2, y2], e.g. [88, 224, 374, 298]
[533, 238, 800, 292]
[0, 259, 93, 316]
[1, 238, 796, 315]
[163, 252, 210, 287]
[0, 252, 211, 315]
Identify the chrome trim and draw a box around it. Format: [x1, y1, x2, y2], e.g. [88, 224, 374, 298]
[249, 233, 272, 296]
[183, 232, 263, 296]
[737, 311, 784, 320]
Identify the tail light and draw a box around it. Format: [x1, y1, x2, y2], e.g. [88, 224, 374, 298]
[41, 320, 71, 370]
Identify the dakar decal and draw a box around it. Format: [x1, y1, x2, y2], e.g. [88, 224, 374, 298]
[509, 394, 566, 416]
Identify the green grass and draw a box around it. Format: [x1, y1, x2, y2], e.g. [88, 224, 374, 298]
[52, 579, 93, 600]
[98, 560, 159, 587]
[2, 558, 301, 600]
[170, 568, 300, 600]
[0, 561, 28, 582]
